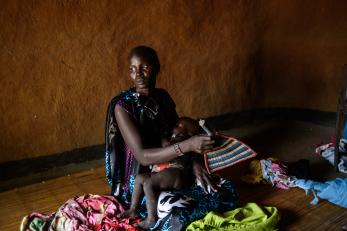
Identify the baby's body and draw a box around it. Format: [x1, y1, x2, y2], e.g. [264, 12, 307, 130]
[119, 117, 201, 229]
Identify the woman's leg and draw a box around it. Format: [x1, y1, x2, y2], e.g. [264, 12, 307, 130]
[154, 178, 238, 230]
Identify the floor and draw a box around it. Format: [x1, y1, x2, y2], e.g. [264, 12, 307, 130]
[1, 119, 346, 230]
[0, 167, 109, 230]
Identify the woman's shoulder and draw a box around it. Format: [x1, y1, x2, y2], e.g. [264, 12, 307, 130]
[154, 88, 176, 106]
[154, 88, 170, 95]
[110, 88, 136, 105]
[119, 88, 136, 101]
[107, 88, 136, 115]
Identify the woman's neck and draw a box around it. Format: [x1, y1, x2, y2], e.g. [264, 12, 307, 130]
[135, 87, 155, 97]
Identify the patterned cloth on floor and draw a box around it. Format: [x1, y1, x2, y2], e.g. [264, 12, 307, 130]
[241, 158, 347, 209]
[294, 178, 347, 208]
[241, 158, 296, 189]
[241, 160, 270, 185]
[185, 203, 280, 231]
[20, 194, 141, 231]
[315, 137, 347, 173]
[260, 159, 297, 189]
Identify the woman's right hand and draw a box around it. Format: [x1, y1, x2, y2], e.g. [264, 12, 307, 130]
[182, 135, 215, 154]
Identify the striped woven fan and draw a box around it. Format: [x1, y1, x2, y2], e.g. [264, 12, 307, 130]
[204, 135, 257, 174]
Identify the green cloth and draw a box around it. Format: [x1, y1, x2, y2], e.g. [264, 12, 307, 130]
[186, 203, 280, 231]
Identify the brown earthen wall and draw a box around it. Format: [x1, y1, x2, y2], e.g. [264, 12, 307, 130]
[259, 0, 347, 110]
[3, 1, 346, 163]
[0, 0, 262, 162]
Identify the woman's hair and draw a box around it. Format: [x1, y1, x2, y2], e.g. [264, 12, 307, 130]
[129, 46, 160, 76]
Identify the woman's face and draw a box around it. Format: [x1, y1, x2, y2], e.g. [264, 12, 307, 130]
[129, 55, 154, 96]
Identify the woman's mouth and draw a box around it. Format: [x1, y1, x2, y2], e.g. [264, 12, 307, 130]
[135, 78, 149, 88]
[136, 83, 148, 89]
[136, 80, 146, 85]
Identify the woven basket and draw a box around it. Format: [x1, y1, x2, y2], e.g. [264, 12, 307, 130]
[204, 134, 257, 174]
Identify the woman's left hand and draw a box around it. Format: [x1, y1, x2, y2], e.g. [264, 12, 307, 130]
[192, 157, 218, 194]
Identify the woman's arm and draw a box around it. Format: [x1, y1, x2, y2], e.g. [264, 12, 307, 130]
[115, 104, 213, 166]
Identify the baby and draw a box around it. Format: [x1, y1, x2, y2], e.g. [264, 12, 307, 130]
[119, 117, 202, 229]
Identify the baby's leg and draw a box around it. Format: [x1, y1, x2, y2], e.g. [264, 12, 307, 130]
[118, 173, 150, 218]
[136, 168, 185, 229]
[154, 167, 187, 190]
[135, 176, 158, 229]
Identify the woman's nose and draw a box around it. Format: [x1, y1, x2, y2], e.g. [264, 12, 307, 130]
[135, 73, 143, 81]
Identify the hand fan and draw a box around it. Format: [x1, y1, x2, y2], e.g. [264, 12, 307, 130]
[199, 120, 257, 174]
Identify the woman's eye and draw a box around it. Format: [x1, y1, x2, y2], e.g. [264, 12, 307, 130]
[129, 67, 136, 73]
[142, 66, 150, 71]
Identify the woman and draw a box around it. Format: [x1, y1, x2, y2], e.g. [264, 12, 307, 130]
[105, 46, 238, 230]
[20, 46, 237, 231]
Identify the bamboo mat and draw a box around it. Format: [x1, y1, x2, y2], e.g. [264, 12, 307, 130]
[0, 167, 109, 230]
[234, 180, 347, 231]
[0, 166, 346, 230]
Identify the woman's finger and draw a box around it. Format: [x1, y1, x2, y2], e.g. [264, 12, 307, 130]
[196, 176, 208, 193]
[203, 174, 218, 193]
[201, 145, 214, 150]
[199, 135, 212, 140]
[204, 140, 215, 145]
[195, 171, 208, 193]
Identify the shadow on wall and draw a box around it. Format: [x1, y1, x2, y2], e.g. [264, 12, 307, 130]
[258, 0, 347, 111]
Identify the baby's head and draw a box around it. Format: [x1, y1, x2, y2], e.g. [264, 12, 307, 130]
[171, 117, 202, 143]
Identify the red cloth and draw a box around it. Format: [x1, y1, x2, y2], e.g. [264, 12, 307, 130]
[20, 194, 142, 231]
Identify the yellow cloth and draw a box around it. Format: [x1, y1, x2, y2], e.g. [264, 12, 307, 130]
[186, 203, 280, 231]
[241, 160, 267, 184]
[241, 158, 280, 185]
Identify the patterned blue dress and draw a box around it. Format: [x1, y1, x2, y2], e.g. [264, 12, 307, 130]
[105, 88, 238, 230]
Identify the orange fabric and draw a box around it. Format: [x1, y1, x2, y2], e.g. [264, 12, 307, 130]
[152, 162, 171, 172]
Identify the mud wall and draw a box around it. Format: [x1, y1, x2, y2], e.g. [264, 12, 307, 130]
[259, 0, 347, 111]
[0, 0, 262, 162]
[3, 0, 346, 163]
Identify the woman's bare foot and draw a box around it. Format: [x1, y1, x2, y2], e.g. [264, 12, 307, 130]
[134, 218, 156, 230]
[117, 209, 137, 219]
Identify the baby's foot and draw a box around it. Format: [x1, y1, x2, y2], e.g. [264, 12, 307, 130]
[134, 218, 157, 230]
[117, 209, 137, 219]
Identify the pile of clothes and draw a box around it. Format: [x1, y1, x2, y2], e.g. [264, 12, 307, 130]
[186, 203, 280, 231]
[314, 136, 347, 173]
[20, 195, 281, 231]
[242, 158, 347, 209]
[20, 194, 142, 231]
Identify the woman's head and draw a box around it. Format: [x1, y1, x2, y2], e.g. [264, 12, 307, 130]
[129, 46, 160, 96]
